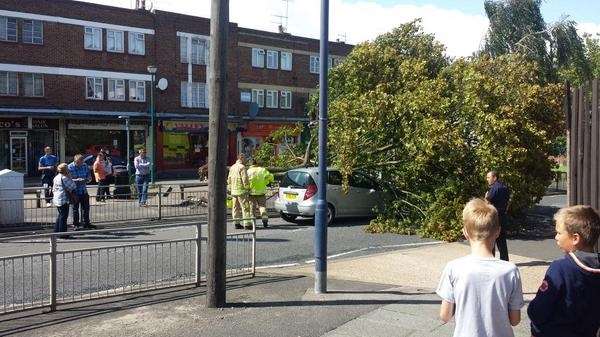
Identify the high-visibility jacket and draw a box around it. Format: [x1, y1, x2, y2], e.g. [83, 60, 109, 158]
[247, 165, 274, 196]
[227, 160, 249, 196]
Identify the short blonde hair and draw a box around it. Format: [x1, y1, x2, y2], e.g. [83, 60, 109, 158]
[554, 205, 600, 248]
[463, 198, 500, 241]
[57, 163, 69, 175]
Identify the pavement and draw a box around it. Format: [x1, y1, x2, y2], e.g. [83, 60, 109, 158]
[0, 238, 559, 337]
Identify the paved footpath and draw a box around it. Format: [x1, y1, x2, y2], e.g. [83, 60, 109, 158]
[0, 239, 557, 337]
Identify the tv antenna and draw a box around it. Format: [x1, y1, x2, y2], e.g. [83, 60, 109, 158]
[272, 0, 292, 33]
[336, 33, 347, 43]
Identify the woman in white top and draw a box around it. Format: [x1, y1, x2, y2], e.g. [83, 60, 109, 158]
[52, 163, 76, 236]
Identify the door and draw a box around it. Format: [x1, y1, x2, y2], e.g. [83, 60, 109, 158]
[348, 172, 380, 216]
[10, 132, 28, 174]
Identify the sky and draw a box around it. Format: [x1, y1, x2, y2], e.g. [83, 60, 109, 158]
[79, 0, 600, 57]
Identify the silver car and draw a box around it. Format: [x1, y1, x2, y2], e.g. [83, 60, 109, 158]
[274, 168, 387, 225]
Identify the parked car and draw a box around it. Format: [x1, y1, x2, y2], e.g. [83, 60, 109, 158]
[274, 168, 389, 225]
[83, 155, 129, 184]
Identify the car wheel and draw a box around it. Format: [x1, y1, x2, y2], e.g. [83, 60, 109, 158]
[280, 212, 298, 223]
[327, 204, 335, 226]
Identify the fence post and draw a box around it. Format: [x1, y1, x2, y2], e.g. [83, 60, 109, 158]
[36, 190, 41, 208]
[252, 220, 256, 277]
[158, 184, 162, 220]
[195, 222, 202, 287]
[180, 185, 185, 201]
[49, 235, 57, 312]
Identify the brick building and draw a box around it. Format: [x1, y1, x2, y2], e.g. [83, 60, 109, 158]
[0, 0, 353, 177]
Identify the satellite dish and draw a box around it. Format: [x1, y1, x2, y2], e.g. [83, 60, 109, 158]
[249, 102, 259, 119]
[157, 78, 168, 91]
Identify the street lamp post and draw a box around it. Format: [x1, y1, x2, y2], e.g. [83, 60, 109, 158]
[147, 65, 157, 184]
[314, 0, 329, 294]
[118, 115, 131, 177]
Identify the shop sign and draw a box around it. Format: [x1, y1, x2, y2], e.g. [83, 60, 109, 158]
[0, 118, 27, 129]
[163, 121, 207, 132]
[242, 122, 286, 137]
[32, 119, 58, 129]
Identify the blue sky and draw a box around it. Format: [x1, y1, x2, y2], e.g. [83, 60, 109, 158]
[362, 0, 600, 24]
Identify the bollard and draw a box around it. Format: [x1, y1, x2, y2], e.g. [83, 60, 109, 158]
[49, 235, 57, 312]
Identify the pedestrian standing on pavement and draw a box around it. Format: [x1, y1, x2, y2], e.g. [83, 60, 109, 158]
[39, 146, 58, 207]
[52, 163, 76, 238]
[527, 205, 600, 337]
[485, 170, 511, 261]
[227, 153, 253, 229]
[93, 152, 109, 202]
[134, 148, 151, 207]
[102, 148, 114, 197]
[247, 159, 274, 228]
[68, 154, 96, 230]
[437, 198, 524, 337]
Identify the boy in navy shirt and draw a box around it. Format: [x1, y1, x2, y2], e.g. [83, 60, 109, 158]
[528, 205, 600, 337]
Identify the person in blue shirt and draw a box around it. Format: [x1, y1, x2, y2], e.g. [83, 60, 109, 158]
[485, 170, 510, 261]
[528, 205, 600, 337]
[67, 154, 96, 230]
[38, 146, 59, 207]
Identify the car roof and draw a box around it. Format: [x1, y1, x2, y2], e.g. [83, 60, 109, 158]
[286, 167, 338, 174]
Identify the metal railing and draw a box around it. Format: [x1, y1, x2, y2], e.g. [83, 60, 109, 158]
[0, 184, 209, 229]
[0, 220, 255, 314]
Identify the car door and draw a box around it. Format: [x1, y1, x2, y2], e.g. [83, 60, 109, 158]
[326, 170, 352, 217]
[348, 172, 380, 216]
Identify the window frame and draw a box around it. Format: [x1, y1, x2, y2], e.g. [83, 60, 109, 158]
[84, 27, 103, 51]
[191, 37, 207, 65]
[181, 82, 207, 108]
[23, 73, 44, 97]
[22, 19, 43, 45]
[251, 89, 265, 108]
[266, 50, 279, 69]
[0, 71, 19, 96]
[252, 48, 265, 68]
[0, 16, 18, 42]
[106, 29, 124, 53]
[128, 32, 145, 55]
[86, 77, 104, 100]
[129, 80, 146, 102]
[265, 90, 279, 108]
[309, 55, 320, 74]
[107, 78, 126, 101]
[280, 51, 292, 71]
[280, 90, 292, 109]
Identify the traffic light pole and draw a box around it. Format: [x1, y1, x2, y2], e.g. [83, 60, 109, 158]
[314, 0, 329, 294]
[206, 0, 229, 308]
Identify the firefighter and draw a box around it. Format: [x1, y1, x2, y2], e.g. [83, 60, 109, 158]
[227, 153, 253, 229]
[247, 159, 275, 228]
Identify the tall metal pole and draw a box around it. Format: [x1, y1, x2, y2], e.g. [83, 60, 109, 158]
[149, 73, 156, 183]
[207, 0, 229, 308]
[126, 118, 131, 176]
[314, 0, 329, 294]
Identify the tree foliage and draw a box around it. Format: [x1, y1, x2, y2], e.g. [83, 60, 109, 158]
[324, 21, 564, 241]
[481, 0, 590, 84]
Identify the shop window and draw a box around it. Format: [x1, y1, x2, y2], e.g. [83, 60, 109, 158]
[251, 89, 264, 108]
[0, 16, 17, 42]
[107, 30, 124, 53]
[128, 32, 145, 55]
[181, 82, 207, 108]
[84, 27, 102, 51]
[266, 50, 279, 69]
[108, 79, 125, 101]
[129, 80, 146, 102]
[0, 71, 18, 96]
[280, 90, 292, 109]
[22, 20, 43, 44]
[281, 51, 292, 71]
[266, 90, 278, 108]
[86, 77, 103, 100]
[23, 73, 44, 97]
[252, 48, 265, 68]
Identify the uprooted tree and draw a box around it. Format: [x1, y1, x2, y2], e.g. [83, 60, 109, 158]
[257, 20, 564, 241]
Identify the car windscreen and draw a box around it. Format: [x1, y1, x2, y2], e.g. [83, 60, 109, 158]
[281, 171, 315, 188]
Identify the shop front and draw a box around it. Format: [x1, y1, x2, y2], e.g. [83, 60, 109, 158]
[240, 122, 300, 159]
[0, 117, 59, 177]
[157, 120, 239, 172]
[66, 120, 147, 163]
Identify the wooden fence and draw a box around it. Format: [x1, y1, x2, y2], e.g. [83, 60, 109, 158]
[567, 79, 600, 209]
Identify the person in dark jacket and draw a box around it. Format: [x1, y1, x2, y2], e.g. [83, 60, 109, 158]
[485, 171, 511, 261]
[528, 205, 600, 337]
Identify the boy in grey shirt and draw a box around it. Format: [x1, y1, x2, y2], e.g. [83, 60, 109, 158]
[436, 198, 524, 337]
